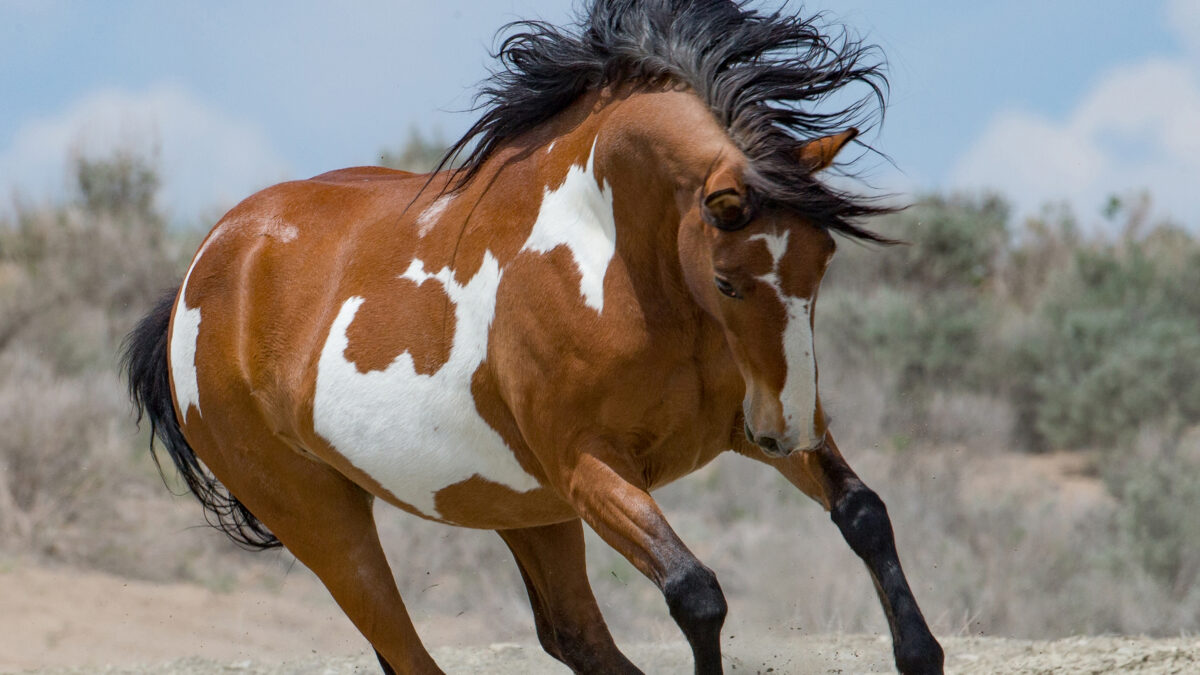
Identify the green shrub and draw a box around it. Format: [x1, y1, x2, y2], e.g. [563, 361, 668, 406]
[74, 149, 161, 218]
[825, 193, 1200, 453]
[1107, 431, 1200, 594]
[878, 193, 1009, 290]
[1005, 230, 1200, 450]
[0, 151, 189, 374]
[826, 287, 988, 393]
[821, 193, 1007, 431]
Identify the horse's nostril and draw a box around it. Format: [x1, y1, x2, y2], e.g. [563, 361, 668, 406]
[757, 435, 781, 454]
[744, 422, 755, 444]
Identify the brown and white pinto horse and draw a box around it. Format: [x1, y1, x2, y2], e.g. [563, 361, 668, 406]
[124, 2, 942, 673]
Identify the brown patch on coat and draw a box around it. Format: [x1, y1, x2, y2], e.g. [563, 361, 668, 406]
[343, 275, 455, 375]
[433, 478, 573, 529]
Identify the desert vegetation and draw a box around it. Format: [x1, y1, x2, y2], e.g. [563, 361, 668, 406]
[1, 140, 1197, 652]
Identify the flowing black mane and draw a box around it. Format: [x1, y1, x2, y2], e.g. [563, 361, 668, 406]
[441, 0, 896, 242]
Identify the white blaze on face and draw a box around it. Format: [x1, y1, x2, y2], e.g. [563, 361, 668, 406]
[776, 295, 820, 447]
[312, 252, 542, 520]
[521, 137, 616, 313]
[749, 230, 822, 449]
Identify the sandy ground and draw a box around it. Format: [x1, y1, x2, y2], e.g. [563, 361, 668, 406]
[3, 565, 1199, 674]
[0, 564, 365, 671]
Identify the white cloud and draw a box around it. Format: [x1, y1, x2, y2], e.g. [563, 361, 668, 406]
[0, 84, 291, 222]
[953, 0, 1200, 230]
[950, 57, 1200, 228]
[1167, 0, 1200, 55]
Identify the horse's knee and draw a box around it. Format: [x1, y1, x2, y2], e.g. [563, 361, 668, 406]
[831, 486, 894, 561]
[663, 563, 727, 638]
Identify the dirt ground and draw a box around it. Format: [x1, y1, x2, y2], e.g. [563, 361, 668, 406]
[3, 565, 1198, 675]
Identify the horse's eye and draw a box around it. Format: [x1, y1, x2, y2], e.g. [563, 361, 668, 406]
[714, 277, 742, 299]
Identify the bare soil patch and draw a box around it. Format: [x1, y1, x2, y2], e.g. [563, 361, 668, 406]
[4, 565, 1198, 674]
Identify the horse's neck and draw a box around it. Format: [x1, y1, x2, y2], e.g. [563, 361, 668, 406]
[563, 88, 736, 309]
[436, 86, 737, 330]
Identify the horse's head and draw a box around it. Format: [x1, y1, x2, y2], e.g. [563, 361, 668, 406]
[678, 129, 859, 458]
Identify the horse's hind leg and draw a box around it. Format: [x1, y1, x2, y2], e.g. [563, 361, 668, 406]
[744, 433, 944, 675]
[497, 519, 641, 674]
[182, 422, 441, 674]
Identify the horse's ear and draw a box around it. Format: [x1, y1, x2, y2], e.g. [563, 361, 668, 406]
[795, 128, 859, 174]
[702, 166, 751, 231]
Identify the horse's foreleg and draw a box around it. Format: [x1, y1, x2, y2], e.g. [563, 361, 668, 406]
[743, 434, 944, 675]
[497, 519, 642, 674]
[560, 452, 727, 675]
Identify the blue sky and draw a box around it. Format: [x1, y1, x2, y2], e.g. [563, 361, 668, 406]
[3, 0, 1199, 228]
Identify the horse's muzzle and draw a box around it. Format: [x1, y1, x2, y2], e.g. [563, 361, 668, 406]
[745, 422, 826, 458]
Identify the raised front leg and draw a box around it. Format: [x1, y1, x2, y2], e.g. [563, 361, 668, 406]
[561, 452, 727, 675]
[741, 434, 944, 675]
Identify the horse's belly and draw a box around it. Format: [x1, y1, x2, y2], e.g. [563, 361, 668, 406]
[311, 262, 544, 524]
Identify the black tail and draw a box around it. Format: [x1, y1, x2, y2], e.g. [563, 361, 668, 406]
[121, 287, 280, 550]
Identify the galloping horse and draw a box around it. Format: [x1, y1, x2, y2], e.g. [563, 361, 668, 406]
[124, 1, 943, 673]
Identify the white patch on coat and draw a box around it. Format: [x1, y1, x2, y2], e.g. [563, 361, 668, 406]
[521, 138, 616, 313]
[169, 224, 227, 419]
[312, 252, 541, 519]
[170, 304, 203, 419]
[416, 193, 455, 238]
